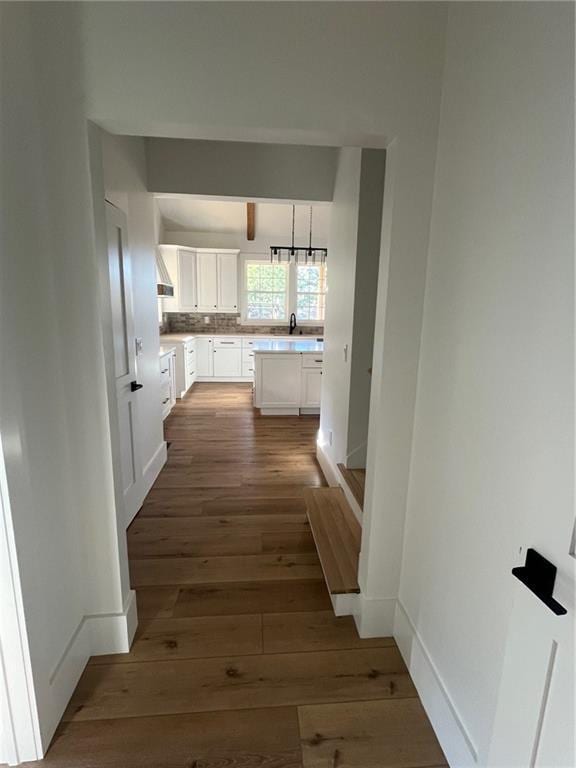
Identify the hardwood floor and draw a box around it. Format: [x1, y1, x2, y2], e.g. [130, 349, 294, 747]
[38, 383, 446, 767]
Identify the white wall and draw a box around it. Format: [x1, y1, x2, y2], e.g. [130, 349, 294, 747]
[100, 131, 165, 496]
[319, 149, 362, 466]
[398, 3, 574, 765]
[162, 201, 330, 254]
[347, 149, 386, 467]
[147, 139, 337, 201]
[0, 4, 131, 759]
[83, 4, 448, 615]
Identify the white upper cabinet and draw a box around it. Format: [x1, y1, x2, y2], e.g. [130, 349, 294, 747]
[160, 246, 239, 313]
[196, 251, 219, 311]
[217, 252, 238, 312]
[178, 249, 198, 311]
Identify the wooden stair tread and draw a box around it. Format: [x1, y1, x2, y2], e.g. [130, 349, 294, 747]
[304, 488, 361, 594]
[337, 463, 366, 507]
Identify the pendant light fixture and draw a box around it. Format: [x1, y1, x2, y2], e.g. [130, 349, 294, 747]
[270, 205, 327, 264]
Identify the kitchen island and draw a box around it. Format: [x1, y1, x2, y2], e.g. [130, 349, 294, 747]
[252, 339, 324, 416]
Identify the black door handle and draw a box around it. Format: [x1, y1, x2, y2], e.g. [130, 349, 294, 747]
[512, 548, 567, 615]
[131, 381, 143, 392]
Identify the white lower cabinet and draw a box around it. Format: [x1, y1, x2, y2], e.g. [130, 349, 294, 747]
[254, 352, 323, 415]
[161, 336, 196, 399]
[159, 348, 177, 418]
[301, 367, 322, 407]
[195, 337, 214, 377]
[213, 347, 242, 377]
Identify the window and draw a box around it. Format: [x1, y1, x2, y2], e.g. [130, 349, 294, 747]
[245, 262, 288, 321]
[296, 264, 327, 322]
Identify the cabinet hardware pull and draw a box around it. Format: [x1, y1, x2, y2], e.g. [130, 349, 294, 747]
[130, 381, 143, 392]
[314, 359, 322, 363]
[162, 398, 169, 404]
[161, 368, 168, 373]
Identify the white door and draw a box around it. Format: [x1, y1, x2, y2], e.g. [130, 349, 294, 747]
[178, 249, 198, 311]
[196, 252, 218, 312]
[196, 337, 214, 377]
[106, 202, 143, 526]
[217, 252, 238, 312]
[213, 348, 241, 377]
[488, 502, 574, 760]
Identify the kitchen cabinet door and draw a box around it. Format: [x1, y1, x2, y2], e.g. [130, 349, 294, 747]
[178, 249, 198, 311]
[213, 347, 242, 377]
[195, 337, 214, 377]
[217, 252, 238, 312]
[301, 368, 322, 407]
[256, 355, 302, 408]
[196, 252, 218, 311]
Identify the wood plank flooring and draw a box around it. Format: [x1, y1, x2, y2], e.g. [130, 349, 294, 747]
[38, 383, 446, 767]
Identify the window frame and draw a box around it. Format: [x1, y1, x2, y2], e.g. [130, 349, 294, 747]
[295, 262, 327, 324]
[241, 256, 326, 327]
[242, 259, 290, 325]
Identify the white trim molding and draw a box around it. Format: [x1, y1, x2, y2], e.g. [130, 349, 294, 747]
[394, 600, 479, 767]
[316, 442, 362, 524]
[354, 594, 396, 638]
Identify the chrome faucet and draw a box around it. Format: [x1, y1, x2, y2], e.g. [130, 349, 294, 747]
[289, 313, 297, 335]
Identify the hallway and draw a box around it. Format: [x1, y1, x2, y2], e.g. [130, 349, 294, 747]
[36, 384, 446, 767]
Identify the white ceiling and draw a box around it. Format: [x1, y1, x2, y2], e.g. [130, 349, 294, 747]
[156, 197, 330, 245]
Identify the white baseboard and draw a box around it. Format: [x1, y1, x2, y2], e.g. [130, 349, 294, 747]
[394, 600, 478, 767]
[354, 594, 396, 637]
[316, 441, 340, 486]
[43, 590, 138, 756]
[316, 443, 362, 524]
[330, 591, 358, 617]
[88, 589, 138, 656]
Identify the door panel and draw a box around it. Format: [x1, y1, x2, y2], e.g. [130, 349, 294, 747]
[488, 481, 574, 764]
[106, 202, 143, 527]
[195, 337, 214, 377]
[196, 252, 218, 311]
[213, 348, 241, 377]
[178, 249, 197, 311]
[217, 252, 238, 312]
[301, 369, 322, 407]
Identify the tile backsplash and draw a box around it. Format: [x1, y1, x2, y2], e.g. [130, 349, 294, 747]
[163, 312, 323, 336]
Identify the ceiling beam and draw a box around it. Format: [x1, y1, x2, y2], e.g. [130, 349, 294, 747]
[246, 202, 255, 241]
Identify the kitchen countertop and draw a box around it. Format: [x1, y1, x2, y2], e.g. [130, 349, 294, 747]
[252, 339, 324, 354]
[160, 332, 323, 342]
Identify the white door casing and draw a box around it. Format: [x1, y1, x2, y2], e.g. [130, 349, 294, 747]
[106, 202, 143, 527]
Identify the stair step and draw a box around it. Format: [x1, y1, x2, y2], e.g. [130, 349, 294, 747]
[337, 463, 366, 508]
[304, 487, 361, 595]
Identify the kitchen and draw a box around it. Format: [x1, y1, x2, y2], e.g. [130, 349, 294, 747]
[156, 199, 329, 418]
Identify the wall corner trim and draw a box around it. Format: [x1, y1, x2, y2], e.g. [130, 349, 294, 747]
[394, 600, 479, 767]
